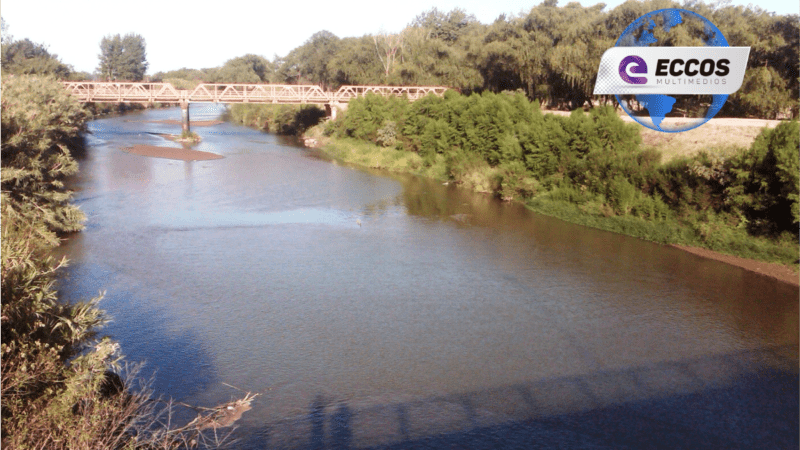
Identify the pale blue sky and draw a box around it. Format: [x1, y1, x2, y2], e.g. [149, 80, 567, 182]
[2, 0, 796, 75]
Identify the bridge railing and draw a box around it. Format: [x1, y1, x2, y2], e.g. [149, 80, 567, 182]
[61, 82, 450, 104]
[188, 84, 331, 104]
[333, 85, 449, 102]
[62, 82, 185, 103]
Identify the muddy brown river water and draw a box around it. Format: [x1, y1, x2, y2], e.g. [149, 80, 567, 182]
[56, 105, 798, 448]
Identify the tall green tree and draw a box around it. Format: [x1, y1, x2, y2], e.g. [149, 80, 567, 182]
[211, 54, 274, 83]
[399, 8, 484, 90]
[329, 36, 384, 85]
[712, 5, 799, 118]
[726, 120, 800, 235]
[97, 33, 148, 81]
[522, 1, 610, 109]
[1, 38, 72, 78]
[479, 15, 540, 97]
[1, 22, 72, 78]
[280, 30, 340, 88]
[411, 7, 477, 42]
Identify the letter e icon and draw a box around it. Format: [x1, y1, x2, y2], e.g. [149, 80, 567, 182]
[619, 56, 648, 84]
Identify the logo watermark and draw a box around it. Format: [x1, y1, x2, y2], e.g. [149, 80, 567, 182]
[597, 47, 749, 95]
[594, 9, 750, 132]
[619, 55, 648, 85]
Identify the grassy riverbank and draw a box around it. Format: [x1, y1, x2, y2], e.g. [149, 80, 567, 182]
[306, 92, 799, 270]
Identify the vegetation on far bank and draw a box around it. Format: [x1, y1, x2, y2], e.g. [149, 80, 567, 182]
[226, 103, 326, 136]
[309, 91, 798, 267]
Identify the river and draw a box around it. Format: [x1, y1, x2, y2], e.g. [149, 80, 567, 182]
[57, 105, 798, 448]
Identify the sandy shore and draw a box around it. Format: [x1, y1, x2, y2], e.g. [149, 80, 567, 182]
[122, 145, 223, 161]
[542, 109, 783, 128]
[542, 110, 786, 160]
[149, 119, 224, 126]
[672, 244, 799, 286]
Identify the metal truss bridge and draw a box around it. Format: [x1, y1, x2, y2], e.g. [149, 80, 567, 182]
[62, 82, 447, 105]
[61, 82, 449, 129]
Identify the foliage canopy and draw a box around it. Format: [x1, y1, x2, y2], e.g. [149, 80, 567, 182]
[97, 33, 148, 81]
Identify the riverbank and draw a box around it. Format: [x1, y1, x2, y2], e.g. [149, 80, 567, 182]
[308, 132, 798, 285]
[671, 244, 798, 286]
[149, 119, 224, 126]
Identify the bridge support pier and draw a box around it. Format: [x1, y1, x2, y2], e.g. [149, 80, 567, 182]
[325, 101, 346, 121]
[324, 104, 336, 121]
[180, 100, 190, 135]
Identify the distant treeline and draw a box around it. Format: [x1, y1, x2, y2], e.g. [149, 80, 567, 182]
[151, 1, 797, 119]
[2, 2, 795, 119]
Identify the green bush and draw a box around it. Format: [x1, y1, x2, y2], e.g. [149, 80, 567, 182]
[375, 121, 398, 147]
[608, 176, 637, 215]
[229, 103, 325, 135]
[631, 193, 671, 221]
[1, 75, 88, 235]
[445, 149, 499, 193]
[419, 118, 457, 162]
[518, 114, 565, 183]
[726, 120, 800, 236]
[336, 93, 409, 141]
[496, 160, 541, 201]
[548, 183, 590, 205]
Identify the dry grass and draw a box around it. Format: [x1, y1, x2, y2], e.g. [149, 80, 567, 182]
[639, 123, 774, 161]
[542, 109, 783, 161]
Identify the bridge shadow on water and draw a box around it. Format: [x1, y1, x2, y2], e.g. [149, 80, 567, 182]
[234, 345, 797, 449]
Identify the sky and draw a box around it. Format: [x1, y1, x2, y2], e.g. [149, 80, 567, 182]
[2, 0, 797, 75]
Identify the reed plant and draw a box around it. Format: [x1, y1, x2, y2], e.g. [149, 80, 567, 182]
[2, 74, 255, 449]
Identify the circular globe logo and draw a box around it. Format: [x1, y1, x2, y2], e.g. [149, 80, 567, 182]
[614, 9, 730, 132]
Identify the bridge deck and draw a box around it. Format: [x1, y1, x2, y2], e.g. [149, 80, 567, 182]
[61, 82, 449, 104]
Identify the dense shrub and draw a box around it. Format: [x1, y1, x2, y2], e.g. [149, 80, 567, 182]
[1, 75, 126, 448]
[726, 120, 799, 236]
[518, 114, 566, 183]
[375, 120, 398, 147]
[1, 75, 87, 236]
[496, 160, 541, 201]
[608, 176, 638, 215]
[229, 103, 325, 135]
[419, 118, 457, 162]
[335, 92, 409, 141]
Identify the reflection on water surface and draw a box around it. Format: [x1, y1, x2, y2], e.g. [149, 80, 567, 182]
[57, 105, 798, 448]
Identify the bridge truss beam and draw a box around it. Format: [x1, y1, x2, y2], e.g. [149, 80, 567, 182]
[61, 82, 449, 105]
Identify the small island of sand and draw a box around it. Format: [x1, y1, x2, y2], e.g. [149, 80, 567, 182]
[122, 145, 223, 161]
